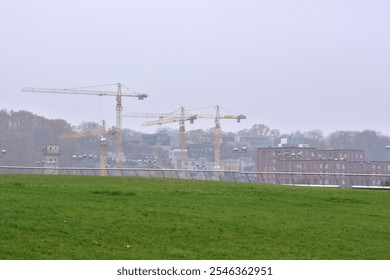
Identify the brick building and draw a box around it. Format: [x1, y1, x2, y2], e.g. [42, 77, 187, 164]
[257, 147, 390, 187]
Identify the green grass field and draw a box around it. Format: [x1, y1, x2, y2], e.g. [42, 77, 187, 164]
[0, 174, 389, 260]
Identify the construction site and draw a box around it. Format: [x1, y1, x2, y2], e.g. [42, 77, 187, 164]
[19, 83, 249, 178]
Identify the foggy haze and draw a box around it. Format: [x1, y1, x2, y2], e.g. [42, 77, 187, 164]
[1, 0, 389, 135]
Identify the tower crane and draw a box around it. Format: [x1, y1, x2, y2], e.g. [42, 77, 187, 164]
[126, 106, 246, 170]
[192, 105, 246, 170]
[22, 83, 147, 170]
[60, 120, 115, 176]
[124, 107, 197, 169]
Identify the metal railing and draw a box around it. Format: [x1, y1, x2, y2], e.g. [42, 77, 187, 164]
[1, 165, 390, 189]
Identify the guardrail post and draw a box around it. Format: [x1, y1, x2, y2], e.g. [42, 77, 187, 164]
[275, 173, 280, 185]
[334, 174, 339, 186]
[203, 171, 208, 180]
[232, 172, 237, 182]
[304, 174, 309, 186]
[245, 173, 250, 183]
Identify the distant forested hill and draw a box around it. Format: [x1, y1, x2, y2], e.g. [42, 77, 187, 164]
[0, 110, 73, 166]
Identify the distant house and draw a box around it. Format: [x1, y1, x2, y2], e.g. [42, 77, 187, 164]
[141, 133, 171, 147]
[235, 135, 275, 148]
[42, 144, 60, 174]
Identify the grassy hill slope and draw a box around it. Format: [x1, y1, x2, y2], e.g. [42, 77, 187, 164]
[1, 174, 389, 260]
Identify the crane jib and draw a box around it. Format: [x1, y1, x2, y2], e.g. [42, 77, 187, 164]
[21, 87, 147, 98]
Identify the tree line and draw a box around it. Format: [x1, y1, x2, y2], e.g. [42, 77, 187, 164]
[1, 109, 390, 166]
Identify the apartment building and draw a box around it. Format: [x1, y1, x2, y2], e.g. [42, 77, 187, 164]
[257, 147, 390, 187]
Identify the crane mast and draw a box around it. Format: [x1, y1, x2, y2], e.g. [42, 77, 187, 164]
[178, 107, 187, 169]
[22, 83, 147, 171]
[116, 84, 123, 168]
[214, 106, 222, 169]
[99, 135, 107, 176]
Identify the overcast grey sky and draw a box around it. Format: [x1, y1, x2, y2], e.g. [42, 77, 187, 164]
[1, 0, 389, 135]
